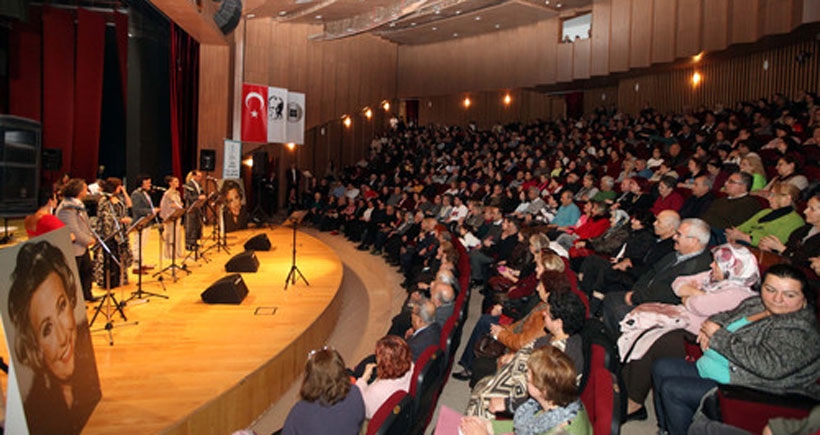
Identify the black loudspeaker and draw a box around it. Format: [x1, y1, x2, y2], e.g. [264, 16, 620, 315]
[201, 273, 249, 304]
[200, 149, 216, 172]
[225, 250, 259, 273]
[213, 0, 242, 35]
[244, 234, 271, 251]
[252, 151, 268, 178]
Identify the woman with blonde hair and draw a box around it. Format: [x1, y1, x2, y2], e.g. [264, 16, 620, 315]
[739, 153, 767, 191]
[725, 182, 805, 247]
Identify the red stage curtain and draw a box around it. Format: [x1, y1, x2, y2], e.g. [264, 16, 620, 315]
[169, 23, 199, 179]
[72, 9, 106, 181]
[42, 7, 75, 175]
[114, 11, 129, 106]
[8, 15, 42, 121]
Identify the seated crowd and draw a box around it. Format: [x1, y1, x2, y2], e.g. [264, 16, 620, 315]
[284, 91, 820, 434]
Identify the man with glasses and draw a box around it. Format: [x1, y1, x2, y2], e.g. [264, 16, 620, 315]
[700, 171, 762, 240]
[602, 218, 712, 334]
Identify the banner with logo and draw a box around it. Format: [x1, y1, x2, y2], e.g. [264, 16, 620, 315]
[286, 91, 305, 145]
[223, 139, 242, 179]
[267, 86, 288, 143]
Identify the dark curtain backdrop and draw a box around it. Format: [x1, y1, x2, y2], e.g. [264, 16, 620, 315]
[564, 92, 584, 120]
[98, 26, 127, 178]
[42, 7, 76, 176]
[170, 23, 199, 179]
[72, 8, 106, 181]
[7, 13, 41, 121]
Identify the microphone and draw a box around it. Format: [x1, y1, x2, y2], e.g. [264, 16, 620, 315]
[153, 186, 167, 192]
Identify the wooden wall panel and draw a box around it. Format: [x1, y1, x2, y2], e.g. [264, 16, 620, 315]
[762, 0, 798, 35]
[415, 90, 556, 128]
[614, 38, 820, 115]
[583, 86, 618, 114]
[573, 38, 591, 79]
[557, 42, 574, 82]
[651, 0, 677, 64]
[675, 0, 702, 57]
[729, 0, 760, 44]
[540, 20, 560, 84]
[805, 0, 820, 23]
[590, 0, 612, 76]
[629, 0, 653, 68]
[609, 0, 632, 72]
[702, 0, 729, 51]
[198, 44, 232, 176]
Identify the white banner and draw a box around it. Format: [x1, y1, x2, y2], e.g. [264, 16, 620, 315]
[286, 91, 305, 145]
[223, 139, 242, 179]
[267, 86, 288, 143]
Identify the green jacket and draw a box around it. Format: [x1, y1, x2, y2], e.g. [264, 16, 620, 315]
[735, 208, 804, 246]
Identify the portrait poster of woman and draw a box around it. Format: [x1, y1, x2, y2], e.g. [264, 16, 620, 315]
[0, 227, 102, 434]
[221, 179, 249, 233]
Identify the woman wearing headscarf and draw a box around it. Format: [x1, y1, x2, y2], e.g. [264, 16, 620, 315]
[568, 209, 631, 268]
[620, 244, 760, 422]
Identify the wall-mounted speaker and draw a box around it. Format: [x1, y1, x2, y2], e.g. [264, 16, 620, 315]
[244, 234, 271, 251]
[213, 0, 242, 35]
[200, 149, 216, 172]
[225, 250, 259, 273]
[201, 273, 249, 304]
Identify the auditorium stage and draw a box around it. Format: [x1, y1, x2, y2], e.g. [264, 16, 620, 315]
[2, 225, 344, 434]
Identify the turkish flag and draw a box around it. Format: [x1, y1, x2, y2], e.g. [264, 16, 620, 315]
[241, 83, 268, 142]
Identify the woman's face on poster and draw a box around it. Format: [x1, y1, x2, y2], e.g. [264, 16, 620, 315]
[226, 188, 242, 216]
[30, 272, 77, 382]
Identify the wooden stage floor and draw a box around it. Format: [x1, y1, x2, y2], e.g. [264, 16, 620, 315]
[2, 225, 344, 434]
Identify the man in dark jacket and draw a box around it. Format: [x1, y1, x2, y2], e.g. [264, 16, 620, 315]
[679, 175, 715, 219]
[602, 218, 713, 334]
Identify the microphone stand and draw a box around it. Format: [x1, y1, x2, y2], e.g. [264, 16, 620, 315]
[154, 207, 190, 282]
[125, 213, 168, 303]
[88, 199, 138, 345]
[284, 210, 310, 290]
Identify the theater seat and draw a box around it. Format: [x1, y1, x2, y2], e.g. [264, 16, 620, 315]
[366, 390, 414, 435]
[714, 384, 818, 434]
[409, 346, 445, 435]
[579, 318, 622, 435]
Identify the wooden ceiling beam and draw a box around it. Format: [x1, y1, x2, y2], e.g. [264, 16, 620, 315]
[148, 0, 228, 45]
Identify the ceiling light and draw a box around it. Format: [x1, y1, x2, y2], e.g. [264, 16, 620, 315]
[411, 22, 416, 26]
[389, 21, 396, 27]
[432, 26, 438, 31]
[278, 10, 287, 16]
[494, 24, 501, 29]
[246, 14, 255, 18]
[556, 3, 562, 7]
[475, 16, 481, 21]
[453, 32, 459, 37]
[455, 10, 461, 15]
[545, 0, 550, 4]
[315, 14, 322, 19]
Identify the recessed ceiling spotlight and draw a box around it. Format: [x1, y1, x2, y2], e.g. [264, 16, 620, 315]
[495, 24, 501, 29]
[545, 0, 550, 4]
[389, 21, 396, 27]
[434, 8, 441, 14]
[411, 22, 416, 26]
[315, 14, 322, 19]
[246, 13, 255, 18]
[455, 10, 462, 15]
[556, 3, 562, 7]
[475, 16, 481, 21]
[432, 26, 438, 31]
[279, 10, 287, 16]
[453, 32, 459, 37]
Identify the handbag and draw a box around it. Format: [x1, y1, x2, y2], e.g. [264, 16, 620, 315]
[474, 334, 507, 359]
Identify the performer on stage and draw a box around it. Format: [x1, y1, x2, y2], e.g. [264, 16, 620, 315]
[8, 240, 102, 434]
[93, 178, 133, 289]
[221, 179, 249, 233]
[56, 179, 97, 302]
[130, 174, 160, 273]
[160, 176, 186, 259]
[183, 170, 207, 251]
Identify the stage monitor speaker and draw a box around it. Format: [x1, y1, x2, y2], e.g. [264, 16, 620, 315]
[201, 273, 249, 304]
[225, 250, 259, 273]
[244, 234, 271, 251]
[42, 148, 62, 171]
[200, 149, 216, 172]
[213, 0, 242, 35]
